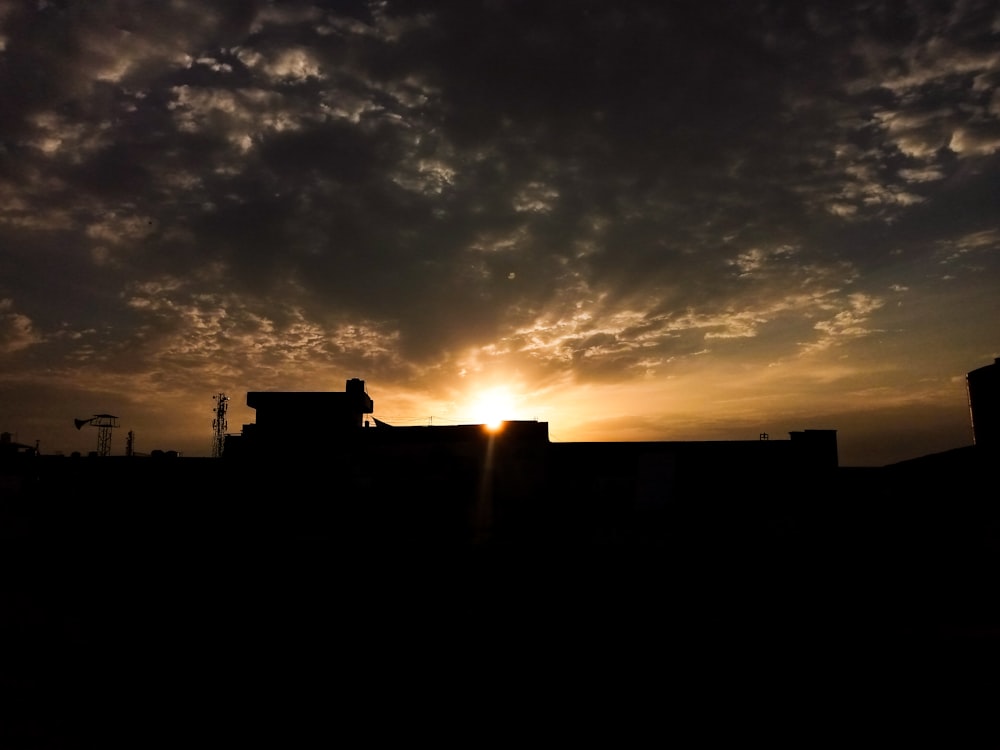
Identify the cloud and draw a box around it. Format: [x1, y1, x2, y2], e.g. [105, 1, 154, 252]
[804, 293, 885, 353]
[936, 228, 1000, 269]
[948, 125, 1000, 157]
[0, 299, 44, 353]
[118, 273, 407, 390]
[727, 245, 798, 277]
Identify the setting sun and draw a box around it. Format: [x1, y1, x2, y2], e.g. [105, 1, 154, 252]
[471, 387, 515, 430]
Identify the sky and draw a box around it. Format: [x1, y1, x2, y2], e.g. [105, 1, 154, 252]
[1, 0, 998, 465]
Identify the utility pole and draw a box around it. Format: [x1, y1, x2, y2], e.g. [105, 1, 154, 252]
[212, 393, 229, 458]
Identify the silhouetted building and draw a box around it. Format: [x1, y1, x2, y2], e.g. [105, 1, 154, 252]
[248, 377, 373, 430]
[226, 378, 374, 457]
[967, 357, 1000, 449]
[217, 377, 842, 542]
[1, 432, 35, 458]
[789, 429, 839, 469]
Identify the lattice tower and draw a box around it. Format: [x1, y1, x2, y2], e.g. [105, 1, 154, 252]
[74, 414, 120, 456]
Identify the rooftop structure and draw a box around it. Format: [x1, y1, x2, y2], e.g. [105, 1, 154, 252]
[967, 357, 1000, 449]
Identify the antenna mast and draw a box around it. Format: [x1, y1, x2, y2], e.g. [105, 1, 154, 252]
[74, 414, 120, 456]
[212, 393, 229, 458]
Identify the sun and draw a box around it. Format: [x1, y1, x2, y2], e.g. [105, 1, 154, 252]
[471, 387, 515, 431]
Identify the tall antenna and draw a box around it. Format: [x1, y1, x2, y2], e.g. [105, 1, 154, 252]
[212, 393, 229, 458]
[74, 414, 120, 456]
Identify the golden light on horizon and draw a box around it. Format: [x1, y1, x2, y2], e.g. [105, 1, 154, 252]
[470, 387, 515, 430]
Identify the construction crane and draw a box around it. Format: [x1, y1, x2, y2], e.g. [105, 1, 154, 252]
[74, 414, 120, 456]
[212, 393, 229, 458]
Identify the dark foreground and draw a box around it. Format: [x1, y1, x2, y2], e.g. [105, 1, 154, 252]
[2, 446, 998, 744]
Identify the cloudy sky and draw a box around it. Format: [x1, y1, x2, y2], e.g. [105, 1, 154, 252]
[1, 0, 998, 465]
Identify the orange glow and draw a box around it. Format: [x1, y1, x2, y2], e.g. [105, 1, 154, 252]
[471, 387, 514, 430]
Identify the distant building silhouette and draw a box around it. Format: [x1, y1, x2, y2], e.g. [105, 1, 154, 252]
[226, 378, 374, 457]
[215, 376, 842, 542]
[789, 429, 839, 469]
[966, 357, 1000, 448]
[1, 431, 35, 457]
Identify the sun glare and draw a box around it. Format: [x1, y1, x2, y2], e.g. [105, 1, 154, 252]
[472, 388, 514, 431]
